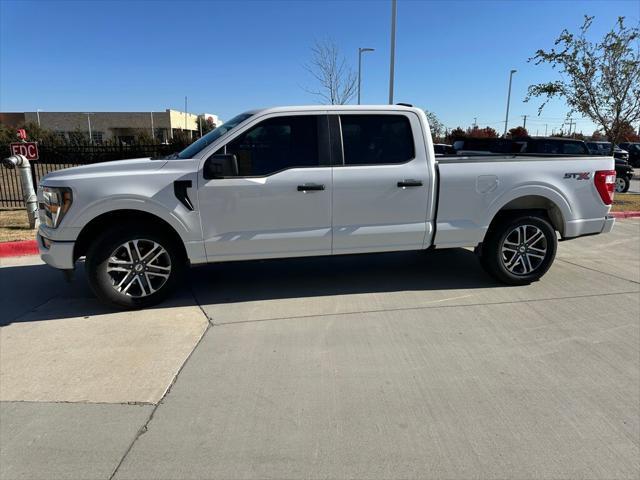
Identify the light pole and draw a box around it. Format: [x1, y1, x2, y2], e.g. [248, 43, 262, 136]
[357, 47, 375, 105]
[36, 109, 42, 127]
[150, 111, 155, 140]
[388, 0, 397, 104]
[503, 69, 517, 136]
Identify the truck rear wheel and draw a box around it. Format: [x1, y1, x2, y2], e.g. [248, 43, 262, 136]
[480, 214, 557, 285]
[86, 226, 184, 309]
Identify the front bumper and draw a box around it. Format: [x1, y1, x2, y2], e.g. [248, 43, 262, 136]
[37, 232, 75, 270]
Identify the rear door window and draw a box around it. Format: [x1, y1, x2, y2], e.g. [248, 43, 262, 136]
[339, 115, 415, 165]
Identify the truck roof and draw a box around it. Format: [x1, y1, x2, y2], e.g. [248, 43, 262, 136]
[244, 104, 420, 115]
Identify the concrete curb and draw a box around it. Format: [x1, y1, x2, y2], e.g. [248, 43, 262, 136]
[0, 239, 38, 258]
[611, 211, 640, 219]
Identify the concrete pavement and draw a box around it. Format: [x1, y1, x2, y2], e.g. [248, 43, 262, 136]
[1, 219, 638, 479]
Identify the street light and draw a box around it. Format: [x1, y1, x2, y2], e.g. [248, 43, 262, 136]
[503, 69, 517, 136]
[357, 47, 375, 105]
[388, 0, 397, 104]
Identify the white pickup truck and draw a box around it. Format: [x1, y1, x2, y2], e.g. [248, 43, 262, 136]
[36, 105, 616, 308]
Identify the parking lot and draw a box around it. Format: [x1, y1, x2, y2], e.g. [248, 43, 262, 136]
[1, 219, 639, 479]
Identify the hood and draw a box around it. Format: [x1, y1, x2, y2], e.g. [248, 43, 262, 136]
[40, 157, 168, 185]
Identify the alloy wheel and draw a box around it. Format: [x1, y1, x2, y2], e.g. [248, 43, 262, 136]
[500, 225, 548, 276]
[105, 239, 171, 297]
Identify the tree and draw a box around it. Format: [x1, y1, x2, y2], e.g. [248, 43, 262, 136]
[591, 130, 603, 140]
[508, 126, 529, 138]
[618, 120, 640, 142]
[446, 127, 467, 143]
[467, 126, 499, 138]
[424, 110, 444, 142]
[304, 39, 357, 104]
[526, 16, 640, 154]
[197, 116, 216, 138]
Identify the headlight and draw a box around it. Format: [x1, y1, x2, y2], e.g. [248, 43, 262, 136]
[39, 186, 73, 228]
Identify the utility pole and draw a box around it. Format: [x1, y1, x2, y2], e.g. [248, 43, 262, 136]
[545, 124, 548, 136]
[36, 109, 41, 128]
[503, 69, 517, 136]
[388, 0, 397, 104]
[566, 118, 575, 137]
[521, 115, 528, 129]
[185, 96, 191, 140]
[357, 47, 375, 105]
[473, 117, 477, 128]
[150, 112, 154, 139]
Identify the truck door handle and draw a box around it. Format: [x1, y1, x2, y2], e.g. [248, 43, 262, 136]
[397, 180, 423, 188]
[297, 183, 325, 192]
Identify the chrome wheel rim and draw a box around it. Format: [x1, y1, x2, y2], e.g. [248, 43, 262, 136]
[615, 177, 625, 192]
[106, 239, 171, 297]
[501, 225, 547, 276]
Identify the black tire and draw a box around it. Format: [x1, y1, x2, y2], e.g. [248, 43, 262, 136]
[86, 225, 185, 309]
[480, 214, 557, 286]
[615, 176, 630, 193]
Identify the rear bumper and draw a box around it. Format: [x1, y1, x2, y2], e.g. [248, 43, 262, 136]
[601, 215, 615, 234]
[37, 233, 75, 270]
[564, 215, 615, 238]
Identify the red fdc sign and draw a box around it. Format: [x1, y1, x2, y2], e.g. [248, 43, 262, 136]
[10, 142, 39, 161]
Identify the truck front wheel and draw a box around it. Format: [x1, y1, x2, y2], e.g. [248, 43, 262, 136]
[480, 214, 557, 285]
[86, 226, 184, 309]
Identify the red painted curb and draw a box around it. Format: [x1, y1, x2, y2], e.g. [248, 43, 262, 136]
[0, 239, 39, 258]
[611, 211, 640, 219]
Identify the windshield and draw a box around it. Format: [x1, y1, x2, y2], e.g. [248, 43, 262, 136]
[177, 113, 253, 159]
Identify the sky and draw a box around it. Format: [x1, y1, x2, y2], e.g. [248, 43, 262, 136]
[1, 0, 638, 135]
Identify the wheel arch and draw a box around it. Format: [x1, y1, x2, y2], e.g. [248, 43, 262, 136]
[485, 193, 567, 240]
[74, 209, 188, 262]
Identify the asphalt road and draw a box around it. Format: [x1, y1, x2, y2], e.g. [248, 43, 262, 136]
[1, 219, 639, 480]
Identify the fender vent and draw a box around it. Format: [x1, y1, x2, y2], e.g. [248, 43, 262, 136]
[173, 180, 194, 211]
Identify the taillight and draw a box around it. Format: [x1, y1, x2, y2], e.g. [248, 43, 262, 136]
[594, 170, 616, 205]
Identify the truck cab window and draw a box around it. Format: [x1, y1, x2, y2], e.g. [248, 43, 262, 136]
[340, 115, 414, 165]
[222, 115, 320, 176]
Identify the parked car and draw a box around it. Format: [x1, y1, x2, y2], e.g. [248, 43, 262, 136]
[614, 157, 633, 193]
[618, 142, 640, 168]
[36, 105, 616, 308]
[586, 141, 629, 162]
[433, 143, 455, 155]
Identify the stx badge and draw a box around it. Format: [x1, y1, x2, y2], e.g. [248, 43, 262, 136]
[564, 172, 591, 180]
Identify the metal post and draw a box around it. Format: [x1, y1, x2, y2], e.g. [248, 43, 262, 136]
[2, 155, 39, 229]
[357, 47, 374, 105]
[87, 114, 93, 144]
[150, 111, 155, 139]
[388, 0, 397, 104]
[36, 109, 41, 127]
[545, 124, 548, 136]
[503, 69, 516, 136]
[522, 114, 528, 129]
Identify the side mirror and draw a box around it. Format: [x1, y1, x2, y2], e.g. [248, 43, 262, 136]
[203, 154, 239, 179]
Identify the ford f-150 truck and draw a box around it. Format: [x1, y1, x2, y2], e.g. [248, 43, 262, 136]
[36, 105, 616, 308]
